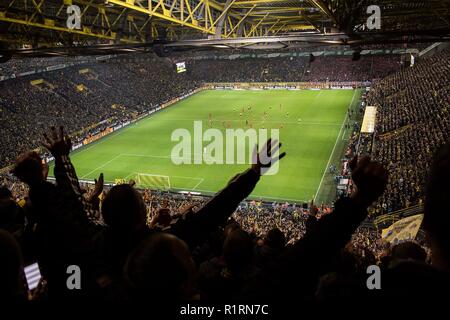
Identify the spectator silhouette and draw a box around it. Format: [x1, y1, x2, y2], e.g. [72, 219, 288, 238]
[0, 230, 25, 300]
[124, 232, 196, 300]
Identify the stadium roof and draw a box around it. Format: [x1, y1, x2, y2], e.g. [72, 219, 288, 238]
[0, 0, 449, 55]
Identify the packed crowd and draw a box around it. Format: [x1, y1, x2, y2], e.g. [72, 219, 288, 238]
[187, 57, 309, 82]
[1, 49, 450, 304]
[0, 55, 198, 167]
[0, 56, 93, 76]
[364, 49, 450, 215]
[187, 55, 400, 83]
[1, 125, 449, 304]
[1, 53, 401, 168]
[0, 168, 380, 255]
[303, 55, 400, 82]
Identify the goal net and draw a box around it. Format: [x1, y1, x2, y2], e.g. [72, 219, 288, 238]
[135, 173, 171, 190]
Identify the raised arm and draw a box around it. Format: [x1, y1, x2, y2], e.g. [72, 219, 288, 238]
[276, 156, 388, 295]
[170, 139, 286, 248]
[43, 126, 103, 222]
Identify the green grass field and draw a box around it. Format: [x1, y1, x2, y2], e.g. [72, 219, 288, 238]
[52, 89, 361, 203]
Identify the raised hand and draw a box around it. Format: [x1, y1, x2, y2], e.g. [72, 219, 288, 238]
[88, 173, 104, 202]
[43, 126, 72, 157]
[150, 208, 172, 229]
[349, 155, 388, 207]
[178, 203, 198, 216]
[251, 138, 286, 175]
[42, 157, 49, 181]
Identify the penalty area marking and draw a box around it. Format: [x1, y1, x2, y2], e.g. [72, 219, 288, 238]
[77, 153, 306, 202]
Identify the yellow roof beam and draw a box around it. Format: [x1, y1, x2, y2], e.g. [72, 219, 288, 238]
[212, 0, 237, 26]
[107, 0, 216, 35]
[0, 16, 139, 43]
[234, 0, 291, 5]
[246, 12, 268, 37]
[226, 4, 256, 37]
[278, 25, 316, 31]
[106, 0, 251, 37]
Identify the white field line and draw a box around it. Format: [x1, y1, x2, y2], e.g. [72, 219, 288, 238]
[87, 155, 204, 190]
[314, 90, 357, 200]
[191, 187, 308, 203]
[79, 154, 122, 179]
[250, 194, 308, 203]
[123, 172, 137, 181]
[191, 178, 204, 190]
[79, 152, 305, 202]
[121, 153, 205, 161]
[72, 124, 135, 157]
[121, 153, 226, 164]
[122, 153, 172, 160]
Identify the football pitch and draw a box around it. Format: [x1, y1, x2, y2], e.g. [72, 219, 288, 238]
[52, 89, 361, 204]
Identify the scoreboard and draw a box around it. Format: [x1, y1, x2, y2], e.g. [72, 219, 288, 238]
[176, 61, 187, 73]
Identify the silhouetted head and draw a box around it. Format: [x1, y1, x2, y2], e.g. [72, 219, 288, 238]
[264, 228, 286, 250]
[124, 232, 195, 300]
[12, 152, 46, 186]
[0, 186, 12, 200]
[0, 230, 24, 300]
[223, 222, 241, 239]
[102, 184, 147, 232]
[0, 199, 24, 230]
[223, 228, 253, 272]
[424, 141, 450, 269]
[391, 242, 427, 263]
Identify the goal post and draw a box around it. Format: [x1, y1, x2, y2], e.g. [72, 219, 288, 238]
[135, 173, 171, 190]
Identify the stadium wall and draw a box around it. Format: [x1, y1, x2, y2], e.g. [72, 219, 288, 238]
[206, 81, 369, 90]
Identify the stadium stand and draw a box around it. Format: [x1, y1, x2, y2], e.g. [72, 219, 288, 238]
[1, 49, 450, 305]
[187, 55, 400, 82]
[2, 0, 450, 311]
[0, 55, 199, 167]
[1, 53, 401, 168]
[366, 49, 450, 215]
